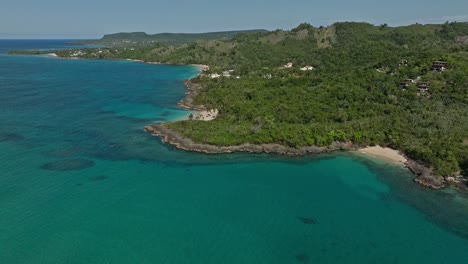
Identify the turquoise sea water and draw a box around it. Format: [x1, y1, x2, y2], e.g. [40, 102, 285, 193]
[1, 40, 468, 263]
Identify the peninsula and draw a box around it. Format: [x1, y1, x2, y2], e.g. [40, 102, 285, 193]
[10, 22, 468, 190]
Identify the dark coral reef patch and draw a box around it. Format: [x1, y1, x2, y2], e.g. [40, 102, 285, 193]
[297, 217, 317, 225]
[88, 175, 109, 181]
[40, 159, 95, 171]
[0, 132, 24, 142]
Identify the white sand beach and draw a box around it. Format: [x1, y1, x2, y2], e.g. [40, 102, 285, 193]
[125, 59, 144, 62]
[358, 146, 407, 164]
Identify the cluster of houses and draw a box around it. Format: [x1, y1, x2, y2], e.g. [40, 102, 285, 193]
[398, 59, 408, 67]
[207, 62, 315, 80]
[208, 70, 240, 79]
[399, 79, 431, 92]
[300, 65, 314, 71]
[258, 62, 316, 79]
[399, 61, 448, 93]
[282, 62, 315, 71]
[68, 49, 112, 58]
[70, 50, 85, 57]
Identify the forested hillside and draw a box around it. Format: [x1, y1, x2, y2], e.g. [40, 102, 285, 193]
[170, 22, 468, 178]
[10, 22, 468, 178]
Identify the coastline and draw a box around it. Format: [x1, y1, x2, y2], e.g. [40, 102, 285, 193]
[34, 52, 206, 71]
[38, 52, 462, 191]
[145, 123, 356, 155]
[144, 77, 461, 191]
[356, 146, 456, 190]
[145, 121, 452, 190]
[14, 52, 459, 191]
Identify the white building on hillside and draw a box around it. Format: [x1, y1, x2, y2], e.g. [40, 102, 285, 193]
[300, 65, 314, 71]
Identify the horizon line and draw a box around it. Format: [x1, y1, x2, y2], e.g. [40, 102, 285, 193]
[2, 20, 468, 40]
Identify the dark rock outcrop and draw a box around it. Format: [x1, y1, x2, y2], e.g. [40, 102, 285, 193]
[414, 175, 446, 190]
[178, 80, 205, 111]
[405, 160, 446, 189]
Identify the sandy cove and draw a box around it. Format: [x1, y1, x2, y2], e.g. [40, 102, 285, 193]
[356, 146, 447, 189]
[358, 146, 407, 164]
[356, 146, 468, 190]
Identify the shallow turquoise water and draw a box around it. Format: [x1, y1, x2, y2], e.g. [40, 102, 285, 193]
[1, 41, 468, 263]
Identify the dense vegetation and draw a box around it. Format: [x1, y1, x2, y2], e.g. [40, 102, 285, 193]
[9, 22, 468, 178]
[170, 22, 468, 178]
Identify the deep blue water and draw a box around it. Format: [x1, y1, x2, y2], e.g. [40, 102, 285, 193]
[0, 39, 101, 54]
[1, 40, 468, 263]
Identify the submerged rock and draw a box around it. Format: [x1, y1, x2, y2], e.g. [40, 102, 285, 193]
[88, 175, 109, 181]
[297, 217, 317, 225]
[44, 147, 82, 158]
[296, 253, 310, 263]
[0, 132, 24, 142]
[40, 159, 95, 171]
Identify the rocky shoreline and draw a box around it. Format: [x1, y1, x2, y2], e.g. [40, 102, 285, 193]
[178, 79, 206, 111]
[145, 122, 461, 190]
[145, 77, 465, 191]
[145, 123, 355, 155]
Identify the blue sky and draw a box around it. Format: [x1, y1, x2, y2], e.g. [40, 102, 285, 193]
[1, 0, 467, 39]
